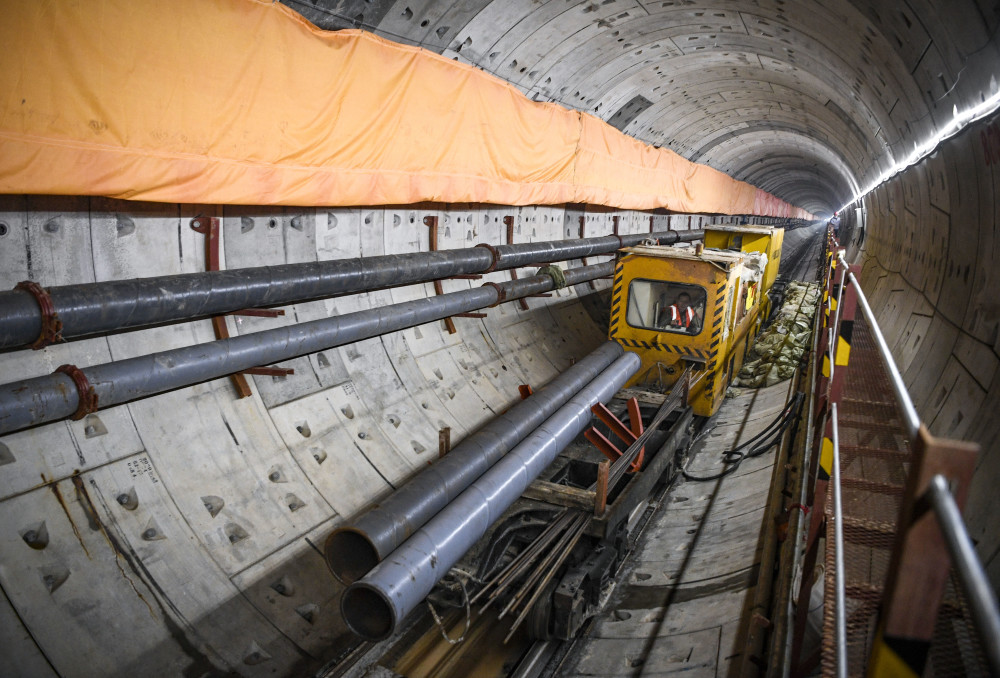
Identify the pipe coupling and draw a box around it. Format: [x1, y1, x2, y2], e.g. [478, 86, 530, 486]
[54, 364, 99, 420]
[481, 281, 507, 307]
[15, 281, 63, 349]
[474, 243, 501, 273]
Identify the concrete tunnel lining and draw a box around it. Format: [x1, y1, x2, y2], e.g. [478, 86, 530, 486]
[1, 0, 1000, 675]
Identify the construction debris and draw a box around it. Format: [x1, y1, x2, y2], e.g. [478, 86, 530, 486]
[733, 281, 820, 388]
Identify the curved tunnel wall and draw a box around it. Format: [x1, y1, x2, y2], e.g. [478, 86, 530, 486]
[2, 0, 1000, 675]
[0, 199, 755, 675]
[846, 108, 1000, 587]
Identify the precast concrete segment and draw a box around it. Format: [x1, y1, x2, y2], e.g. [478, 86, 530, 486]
[0, 230, 698, 350]
[0, 262, 613, 435]
[325, 340, 625, 584]
[340, 351, 641, 641]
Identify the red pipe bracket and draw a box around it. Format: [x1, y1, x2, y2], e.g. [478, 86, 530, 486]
[15, 280, 63, 349]
[54, 364, 98, 420]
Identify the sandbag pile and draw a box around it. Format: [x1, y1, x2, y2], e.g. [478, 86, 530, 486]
[732, 281, 821, 388]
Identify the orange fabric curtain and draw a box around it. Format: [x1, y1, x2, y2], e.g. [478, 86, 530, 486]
[0, 0, 814, 219]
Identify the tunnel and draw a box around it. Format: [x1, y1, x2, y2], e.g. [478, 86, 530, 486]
[0, 0, 998, 676]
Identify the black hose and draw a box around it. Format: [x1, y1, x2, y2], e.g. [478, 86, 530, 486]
[683, 392, 805, 482]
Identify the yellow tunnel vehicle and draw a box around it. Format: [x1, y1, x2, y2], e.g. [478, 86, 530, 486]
[609, 226, 784, 416]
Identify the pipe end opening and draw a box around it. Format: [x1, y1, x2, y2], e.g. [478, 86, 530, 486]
[325, 529, 381, 585]
[341, 584, 396, 641]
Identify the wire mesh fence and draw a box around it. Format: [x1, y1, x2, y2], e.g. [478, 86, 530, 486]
[819, 311, 990, 676]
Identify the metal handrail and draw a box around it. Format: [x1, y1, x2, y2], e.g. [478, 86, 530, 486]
[831, 249, 998, 672]
[925, 475, 1000, 675]
[836, 252, 920, 439]
[830, 403, 847, 678]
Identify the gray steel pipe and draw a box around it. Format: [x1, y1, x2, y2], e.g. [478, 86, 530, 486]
[0, 228, 700, 350]
[489, 229, 701, 270]
[325, 341, 625, 584]
[0, 262, 612, 435]
[341, 351, 641, 641]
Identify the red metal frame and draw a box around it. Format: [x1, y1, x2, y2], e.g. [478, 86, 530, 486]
[578, 216, 597, 290]
[504, 215, 532, 310]
[424, 215, 459, 335]
[190, 216, 296, 398]
[584, 398, 645, 472]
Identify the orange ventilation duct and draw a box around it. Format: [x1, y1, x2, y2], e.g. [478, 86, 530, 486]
[0, 0, 814, 219]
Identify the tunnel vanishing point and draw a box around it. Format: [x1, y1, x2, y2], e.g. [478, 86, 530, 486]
[0, 0, 998, 676]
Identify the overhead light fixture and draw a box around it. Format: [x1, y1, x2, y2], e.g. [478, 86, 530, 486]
[837, 81, 1000, 214]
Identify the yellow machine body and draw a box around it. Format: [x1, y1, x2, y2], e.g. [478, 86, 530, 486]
[703, 225, 784, 291]
[609, 226, 783, 417]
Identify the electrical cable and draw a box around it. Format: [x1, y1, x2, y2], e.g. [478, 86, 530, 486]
[682, 392, 804, 482]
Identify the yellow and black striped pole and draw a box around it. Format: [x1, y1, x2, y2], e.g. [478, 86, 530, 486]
[608, 256, 626, 343]
[816, 257, 854, 416]
[820, 266, 856, 399]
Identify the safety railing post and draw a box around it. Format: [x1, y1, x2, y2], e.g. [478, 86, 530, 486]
[867, 427, 978, 677]
[925, 476, 1000, 675]
[792, 253, 852, 673]
[791, 243, 993, 678]
[815, 253, 851, 412]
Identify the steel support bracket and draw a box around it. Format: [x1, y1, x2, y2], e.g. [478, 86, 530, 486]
[424, 215, 458, 335]
[190, 216, 290, 398]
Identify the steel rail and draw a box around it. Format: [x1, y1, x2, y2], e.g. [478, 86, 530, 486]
[837, 254, 920, 438]
[340, 351, 641, 641]
[925, 474, 1000, 675]
[325, 342, 625, 584]
[0, 263, 612, 435]
[504, 513, 590, 642]
[473, 511, 572, 609]
[0, 228, 702, 350]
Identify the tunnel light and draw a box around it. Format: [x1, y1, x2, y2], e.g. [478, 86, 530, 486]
[838, 83, 1000, 213]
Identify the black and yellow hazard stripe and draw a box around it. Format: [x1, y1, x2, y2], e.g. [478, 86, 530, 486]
[820, 318, 854, 378]
[617, 338, 706, 360]
[713, 279, 729, 327]
[703, 345, 721, 401]
[823, 257, 837, 319]
[703, 283, 728, 402]
[818, 432, 832, 481]
[609, 260, 625, 339]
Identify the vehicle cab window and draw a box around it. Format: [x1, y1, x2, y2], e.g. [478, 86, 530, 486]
[625, 279, 707, 335]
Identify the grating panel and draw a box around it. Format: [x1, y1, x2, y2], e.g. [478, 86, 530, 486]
[819, 313, 989, 676]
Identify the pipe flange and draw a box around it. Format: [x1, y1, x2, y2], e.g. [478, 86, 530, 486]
[15, 281, 64, 349]
[482, 281, 507, 307]
[54, 364, 98, 420]
[474, 243, 501, 273]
